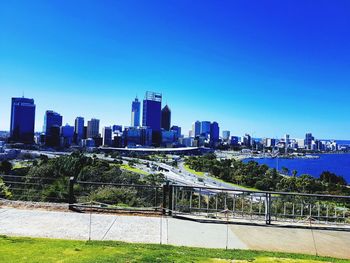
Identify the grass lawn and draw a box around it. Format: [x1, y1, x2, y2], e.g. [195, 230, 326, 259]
[120, 164, 149, 175]
[184, 164, 257, 191]
[184, 164, 205, 176]
[0, 236, 346, 263]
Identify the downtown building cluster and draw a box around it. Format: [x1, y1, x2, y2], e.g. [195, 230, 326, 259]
[5, 94, 343, 152]
[7, 92, 220, 149]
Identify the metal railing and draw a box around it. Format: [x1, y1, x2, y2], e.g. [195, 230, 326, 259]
[2, 174, 349, 226]
[170, 185, 350, 225]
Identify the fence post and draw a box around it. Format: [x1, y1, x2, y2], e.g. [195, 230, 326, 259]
[68, 177, 75, 209]
[162, 181, 169, 215]
[265, 193, 272, 225]
[168, 183, 173, 216]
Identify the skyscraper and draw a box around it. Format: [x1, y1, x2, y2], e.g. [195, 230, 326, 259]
[222, 130, 230, 141]
[131, 97, 141, 127]
[102, 126, 112, 146]
[200, 121, 211, 138]
[210, 122, 220, 142]
[74, 117, 84, 144]
[161, 105, 171, 131]
[9, 97, 36, 143]
[142, 91, 162, 130]
[43, 111, 62, 136]
[87, 118, 100, 138]
[142, 91, 162, 145]
[192, 121, 201, 137]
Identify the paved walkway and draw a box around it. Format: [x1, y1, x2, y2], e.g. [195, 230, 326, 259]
[0, 207, 349, 259]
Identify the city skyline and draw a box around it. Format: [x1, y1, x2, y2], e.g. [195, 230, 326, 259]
[1, 1, 350, 139]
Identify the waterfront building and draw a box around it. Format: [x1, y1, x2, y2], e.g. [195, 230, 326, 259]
[9, 97, 36, 143]
[222, 130, 230, 141]
[74, 117, 84, 144]
[131, 97, 141, 127]
[192, 121, 201, 137]
[305, 133, 314, 150]
[210, 122, 220, 143]
[87, 118, 100, 139]
[161, 105, 171, 131]
[60, 124, 74, 147]
[102, 126, 112, 146]
[200, 121, 211, 138]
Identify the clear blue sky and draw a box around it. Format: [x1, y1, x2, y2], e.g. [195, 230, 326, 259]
[1, 1, 350, 139]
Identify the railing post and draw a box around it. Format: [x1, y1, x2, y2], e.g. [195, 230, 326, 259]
[162, 181, 169, 215]
[68, 177, 75, 209]
[265, 193, 271, 225]
[168, 183, 173, 216]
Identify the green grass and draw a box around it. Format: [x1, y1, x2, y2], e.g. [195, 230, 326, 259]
[184, 164, 205, 176]
[119, 164, 149, 175]
[184, 164, 257, 191]
[0, 236, 347, 263]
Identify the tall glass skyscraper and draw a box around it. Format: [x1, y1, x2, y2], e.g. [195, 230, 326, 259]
[200, 121, 211, 137]
[74, 117, 84, 144]
[192, 121, 201, 137]
[131, 97, 140, 127]
[210, 121, 220, 142]
[142, 91, 162, 145]
[161, 105, 171, 131]
[10, 97, 36, 143]
[142, 91, 162, 131]
[43, 110, 63, 136]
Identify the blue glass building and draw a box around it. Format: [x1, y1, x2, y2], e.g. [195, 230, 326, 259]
[131, 97, 141, 127]
[142, 91, 162, 145]
[10, 97, 36, 143]
[44, 110, 62, 136]
[210, 122, 220, 142]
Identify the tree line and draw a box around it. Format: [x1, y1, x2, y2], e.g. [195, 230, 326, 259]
[185, 154, 349, 195]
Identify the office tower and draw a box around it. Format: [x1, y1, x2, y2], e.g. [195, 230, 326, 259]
[131, 97, 141, 127]
[9, 97, 36, 143]
[123, 127, 152, 147]
[304, 133, 314, 149]
[102, 126, 112, 146]
[60, 124, 74, 147]
[83, 126, 88, 139]
[142, 91, 162, 145]
[200, 121, 211, 137]
[74, 117, 84, 144]
[192, 121, 201, 137]
[161, 105, 171, 131]
[171, 125, 181, 139]
[210, 122, 219, 142]
[112, 125, 123, 133]
[243, 134, 251, 147]
[43, 111, 62, 136]
[230, 136, 239, 146]
[142, 91, 162, 130]
[222, 130, 230, 141]
[87, 118, 100, 138]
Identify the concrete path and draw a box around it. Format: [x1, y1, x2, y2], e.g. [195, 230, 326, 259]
[0, 207, 349, 259]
